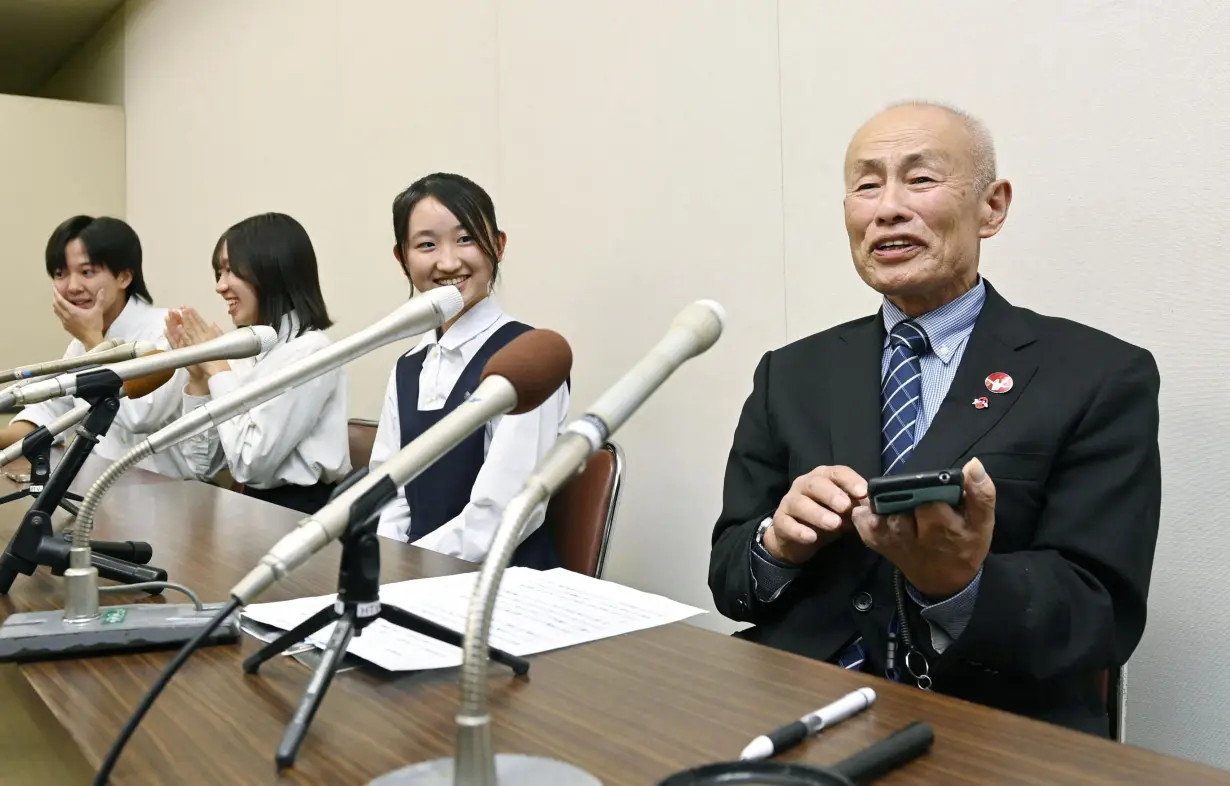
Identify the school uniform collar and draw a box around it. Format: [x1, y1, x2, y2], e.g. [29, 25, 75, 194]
[415, 294, 503, 354]
[264, 311, 304, 360]
[105, 296, 155, 341]
[275, 311, 303, 342]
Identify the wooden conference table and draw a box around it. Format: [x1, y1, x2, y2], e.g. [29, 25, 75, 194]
[0, 458, 1227, 785]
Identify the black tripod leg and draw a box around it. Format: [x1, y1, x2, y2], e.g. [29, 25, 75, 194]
[58, 498, 80, 517]
[62, 490, 84, 502]
[275, 615, 356, 770]
[0, 550, 33, 594]
[0, 489, 30, 506]
[380, 604, 530, 676]
[242, 605, 340, 674]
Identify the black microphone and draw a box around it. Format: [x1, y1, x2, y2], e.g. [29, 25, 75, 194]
[58, 531, 153, 565]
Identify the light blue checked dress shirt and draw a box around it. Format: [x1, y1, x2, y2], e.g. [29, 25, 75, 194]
[750, 278, 988, 654]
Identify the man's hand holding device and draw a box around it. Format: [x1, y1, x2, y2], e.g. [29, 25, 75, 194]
[853, 457, 997, 600]
[763, 457, 996, 601]
[762, 465, 869, 564]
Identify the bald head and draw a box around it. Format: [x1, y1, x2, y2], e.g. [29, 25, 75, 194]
[841, 100, 1012, 317]
[848, 101, 997, 194]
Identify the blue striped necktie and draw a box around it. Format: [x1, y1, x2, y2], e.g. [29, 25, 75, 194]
[835, 319, 932, 675]
[882, 320, 932, 475]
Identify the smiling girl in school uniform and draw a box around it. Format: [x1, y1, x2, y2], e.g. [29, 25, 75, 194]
[369, 173, 568, 569]
[165, 213, 351, 514]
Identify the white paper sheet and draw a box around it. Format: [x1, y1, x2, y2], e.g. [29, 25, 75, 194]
[241, 568, 705, 672]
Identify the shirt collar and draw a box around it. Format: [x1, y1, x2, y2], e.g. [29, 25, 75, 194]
[104, 296, 152, 341]
[264, 311, 303, 358]
[275, 311, 302, 342]
[413, 294, 503, 353]
[881, 276, 986, 365]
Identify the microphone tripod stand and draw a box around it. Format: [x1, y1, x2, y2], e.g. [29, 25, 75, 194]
[0, 390, 166, 595]
[0, 425, 84, 517]
[242, 483, 531, 770]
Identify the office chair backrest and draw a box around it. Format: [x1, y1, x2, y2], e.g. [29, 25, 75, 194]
[348, 418, 379, 472]
[546, 441, 624, 578]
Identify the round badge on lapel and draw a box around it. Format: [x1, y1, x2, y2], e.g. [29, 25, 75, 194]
[985, 372, 1013, 394]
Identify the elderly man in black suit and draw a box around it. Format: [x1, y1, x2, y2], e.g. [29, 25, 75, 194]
[709, 101, 1161, 737]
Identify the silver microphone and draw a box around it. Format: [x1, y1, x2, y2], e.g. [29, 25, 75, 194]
[229, 327, 573, 606]
[149, 287, 464, 453]
[0, 339, 144, 397]
[370, 300, 726, 786]
[0, 327, 278, 411]
[0, 399, 92, 466]
[0, 339, 147, 383]
[64, 288, 466, 622]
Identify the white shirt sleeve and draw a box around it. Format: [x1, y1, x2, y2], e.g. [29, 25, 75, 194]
[10, 340, 86, 435]
[203, 358, 344, 487]
[107, 332, 189, 438]
[177, 389, 227, 481]
[372, 367, 412, 541]
[412, 382, 569, 563]
[11, 396, 74, 435]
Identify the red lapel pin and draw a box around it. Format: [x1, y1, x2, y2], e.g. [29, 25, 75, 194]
[973, 396, 989, 409]
[985, 372, 1013, 394]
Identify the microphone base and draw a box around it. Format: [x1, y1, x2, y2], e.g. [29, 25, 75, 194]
[0, 602, 241, 662]
[367, 754, 602, 786]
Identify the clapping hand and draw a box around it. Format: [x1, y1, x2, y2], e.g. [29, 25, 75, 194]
[164, 307, 230, 393]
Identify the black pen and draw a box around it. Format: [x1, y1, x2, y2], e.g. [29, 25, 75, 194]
[739, 687, 877, 761]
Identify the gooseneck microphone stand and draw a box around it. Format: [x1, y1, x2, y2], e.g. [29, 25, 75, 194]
[242, 470, 530, 770]
[0, 368, 166, 595]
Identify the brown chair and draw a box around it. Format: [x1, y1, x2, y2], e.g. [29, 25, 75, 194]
[348, 418, 379, 471]
[545, 441, 624, 578]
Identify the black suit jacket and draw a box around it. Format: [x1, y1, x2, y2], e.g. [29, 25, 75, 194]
[708, 280, 1161, 736]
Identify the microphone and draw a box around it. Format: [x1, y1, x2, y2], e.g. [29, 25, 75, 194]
[0, 339, 146, 398]
[148, 286, 464, 453]
[0, 339, 151, 383]
[229, 327, 573, 606]
[521, 298, 727, 495]
[0, 327, 279, 411]
[0, 368, 175, 468]
[62, 287, 465, 622]
[378, 300, 726, 786]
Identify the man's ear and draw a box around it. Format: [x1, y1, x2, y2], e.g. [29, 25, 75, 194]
[979, 180, 1013, 239]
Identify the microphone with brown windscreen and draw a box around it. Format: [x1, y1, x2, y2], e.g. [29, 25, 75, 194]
[120, 353, 176, 400]
[480, 329, 572, 414]
[213, 328, 575, 771]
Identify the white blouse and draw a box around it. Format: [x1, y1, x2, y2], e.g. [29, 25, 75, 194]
[178, 313, 351, 489]
[370, 295, 569, 562]
[13, 297, 196, 479]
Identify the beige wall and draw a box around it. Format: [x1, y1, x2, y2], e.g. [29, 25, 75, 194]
[37, 7, 125, 107]
[0, 93, 125, 372]
[41, 0, 1230, 769]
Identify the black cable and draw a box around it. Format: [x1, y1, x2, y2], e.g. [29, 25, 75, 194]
[93, 597, 242, 785]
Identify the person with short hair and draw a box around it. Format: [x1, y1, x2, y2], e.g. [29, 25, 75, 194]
[0, 215, 194, 479]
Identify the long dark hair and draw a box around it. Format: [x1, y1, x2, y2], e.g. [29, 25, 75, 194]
[213, 213, 332, 335]
[391, 173, 502, 285]
[45, 216, 153, 303]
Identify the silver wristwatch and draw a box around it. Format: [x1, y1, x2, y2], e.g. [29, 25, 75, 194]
[755, 516, 773, 546]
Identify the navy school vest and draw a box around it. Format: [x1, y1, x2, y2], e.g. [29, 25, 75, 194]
[395, 321, 560, 570]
